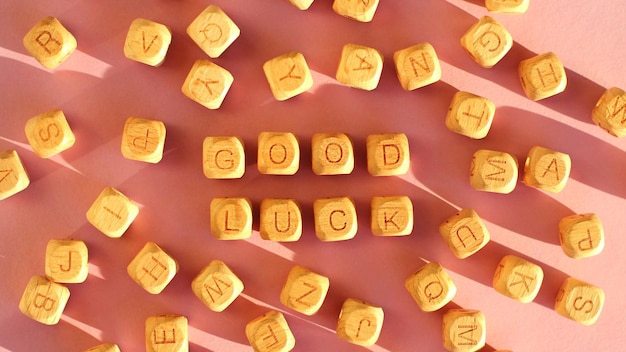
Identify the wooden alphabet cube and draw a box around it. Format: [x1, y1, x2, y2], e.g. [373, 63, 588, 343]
[405, 262, 456, 312]
[287, 0, 315, 10]
[493, 255, 544, 303]
[260, 198, 302, 242]
[336, 44, 384, 90]
[191, 260, 244, 312]
[445, 92, 496, 139]
[146, 314, 188, 352]
[263, 51, 314, 101]
[18, 275, 70, 325]
[470, 149, 519, 194]
[442, 309, 486, 352]
[485, 0, 530, 13]
[245, 310, 295, 352]
[591, 87, 626, 137]
[258, 132, 300, 175]
[523, 146, 571, 193]
[203, 136, 245, 179]
[187, 5, 240, 58]
[84, 343, 121, 352]
[336, 298, 384, 347]
[210, 197, 253, 240]
[332, 0, 380, 22]
[366, 133, 410, 176]
[121, 117, 166, 163]
[45, 239, 88, 284]
[280, 265, 330, 315]
[182, 59, 234, 110]
[86, 186, 139, 238]
[0, 150, 30, 201]
[460, 16, 512, 68]
[519, 52, 567, 101]
[25, 109, 75, 158]
[439, 208, 490, 259]
[127, 242, 178, 294]
[123, 18, 171, 66]
[311, 133, 354, 175]
[23, 16, 77, 69]
[559, 213, 605, 258]
[371, 196, 413, 236]
[393, 43, 441, 91]
[555, 277, 605, 325]
[313, 196, 357, 241]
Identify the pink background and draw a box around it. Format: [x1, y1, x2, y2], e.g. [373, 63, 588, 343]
[1, 0, 626, 351]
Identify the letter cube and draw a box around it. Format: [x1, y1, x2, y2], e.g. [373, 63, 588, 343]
[127, 242, 178, 294]
[23, 16, 77, 69]
[405, 262, 456, 312]
[24, 109, 75, 158]
[311, 133, 354, 175]
[332, 0, 380, 22]
[86, 186, 139, 238]
[460, 16, 512, 68]
[123, 18, 171, 67]
[18, 275, 70, 325]
[84, 343, 121, 352]
[263, 51, 313, 101]
[280, 265, 330, 315]
[519, 52, 567, 101]
[0, 150, 30, 200]
[470, 149, 519, 194]
[258, 132, 300, 175]
[523, 146, 571, 193]
[393, 43, 441, 91]
[259, 198, 302, 242]
[245, 310, 295, 352]
[210, 197, 253, 240]
[366, 133, 410, 176]
[555, 277, 605, 325]
[371, 196, 413, 236]
[313, 196, 357, 241]
[182, 59, 234, 110]
[146, 314, 188, 352]
[591, 87, 626, 137]
[191, 260, 244, 312]
[336, 44, 384, 90]
[442, 309, 486, 352]
[121, 117, 166, 163]
[203, 136, 245, 179]
[336, 298, 384, 347]
[559, 213, 604, 258]
[45, 239, 88, 284]
[287, 0, 315, 10]
[445, 91, 496, 139]
[485, 0, 529, 13]
[187, 5, 240, 58]
[493, 255, 544, 303]
[439, 208, 490, 259]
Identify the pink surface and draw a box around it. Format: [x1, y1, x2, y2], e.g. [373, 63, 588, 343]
[1, 1, 626, 351]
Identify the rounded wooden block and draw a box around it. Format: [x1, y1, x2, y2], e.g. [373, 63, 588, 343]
[258, 132, 300, 175]
[186, 5, 240, 58]
[332, 0, 380, 22]
[86, 186, 139, 238]
[182, 59, 234, 110]
[24, 109, 75, 158]
[311, 133, 354, 175]
[336, 44, 384, 90]
[280, 265, 330, 315]
[259, 198, 302, 242]
[127, 242, 179, 294]
[287, 0, 315, 10]
[559, 213, 605, 258]
[210, 197, 253, 240]
[591, 87, 626, 137]
[124, 18, 171, 67]
[45, 239, 89, 284]
[84, 343, 121, 352]
[493, 255, 544, 303]
[442, 309, 486, 352]
[121, 117, 166, 163]
[439, 208, 490, 259]
[336, 298, 384, 347]
[519, 52, 567, 101]
[263, 51, 313, 101]
[555, 277, 605, 326]
[485, 0, 529, 13]
[145, 314, 188, 352]
[313, 196, 357, 241]
[0, 149, 30, 201]
[245, 310, 295, 352]
[371, 196, 413, 236]
[203, 136, 245, 179]
[393, 43, 441, 90]
[23, 16, 77, 69]
[460, 16, 512, 68]
[18, 275, 70, 325]
[445, 91, 496, 139]
[191, 260, 244, 312]
[405, 262, 457, 312]
[366, 133, 410, 176]
[523, 146, 571, 193]
[470, 149, 519, 194]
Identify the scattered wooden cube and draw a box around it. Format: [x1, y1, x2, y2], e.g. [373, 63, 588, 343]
[442, 309, 486, 352]
[145, 314, 188, 352]
[18, 275, 70, 325]
[280, 265, 330, 315]
[332, 0, 380, 22]
[555, 277, 605, 325]
[210, 197, 253, 240]
[245, 310, 295, 352]
[263, 51, 313, 101]
[439, 208, 490, 259]
[460, 16, 512, 68]
[445, 91, 496, 139]
[405, 262, 457, 312]
[311, 133, 354, 175]
[485, 0, 529, 13]
[24, 109, 76, 158]
[287, 0, 315, 10]
[182, 59, 234, 110]
[123, 18, 171, 66]
[393, 43, 441, 90]
[493, 255, 544, 303]
[187, 5, 240, 58]
[258, 132, 300, 175]
[559, 213, 605, 258]
[591, 87, 626, 137]
[127, 242, 179, 294]
[313, 196, 358, 241]
[23, 16, 77, 69]
[259, 198, 302, 242]
[191, 260, 244, 312]
[121, 117, 166, 163]
[371, 196, 413, 236]
[523, 146, 571, 193]
[45, 239, 88, 284]
[203, 136, 245, 179]
[0, 149, 30, 201]
[86, 186, 139, 238]
[336, 298, 384, 347]
[470, 149, 519, 194]
[519, 52, 567, 101]
[366, 133, 410, 176]
[336, 44, 384, 90]
[84, 343, 121, 352]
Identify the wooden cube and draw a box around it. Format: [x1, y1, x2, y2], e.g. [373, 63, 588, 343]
[485, 0, 529, 13]
[439, 208, 490, 259]
[258, 132, 300, 175]
[445, 92, 496, 139]
[393, 43, 441, 91]
[182, 59, 234, 110]
[405, 262, 456, 312]
[523, 146, 571, 193]
[263, 51, 313, 101]
[559, 213, 604, 258]
[245, 310, 295, 352]
[336, 298, 384, 347]
[311, 133, 354, 175]
[259, 199, 302, 242]
[366, 133, 410, 176]
[24, 109, 75, 158]
[123, 18, 171, 67]
[187, 5, 240, 58]
[0, 150, 30, 201]
[591, 87, 626, 137]
[146, 314, 188, 352]
[519, 52, 567, 101]
[18, 275, 70, 325]
[23, 16, 76, 69]
[84, 343, 120, 352]
[460, 16, 512, 68]
[191, 260, 244, 312]
[493, 255, 544, 303]
[45, 239, 88, 284]
[470, 149, 518, 194]
[280, 265, 330, 315]
[332, 0, 380, 22]
[371, 196, 413, 236]
[127, 242, 178, 294]
[86, 186, 139, 238]
[287, 0, 315, 10]
[313, 196, 357, 241]
[442, 309, 486, 352]
[555, 277, 605, 325]
[336, 44, 384, 90]
[210, 197, 253, 240]
[121, 117, 166, 163]
[203, 136, 245, 179]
